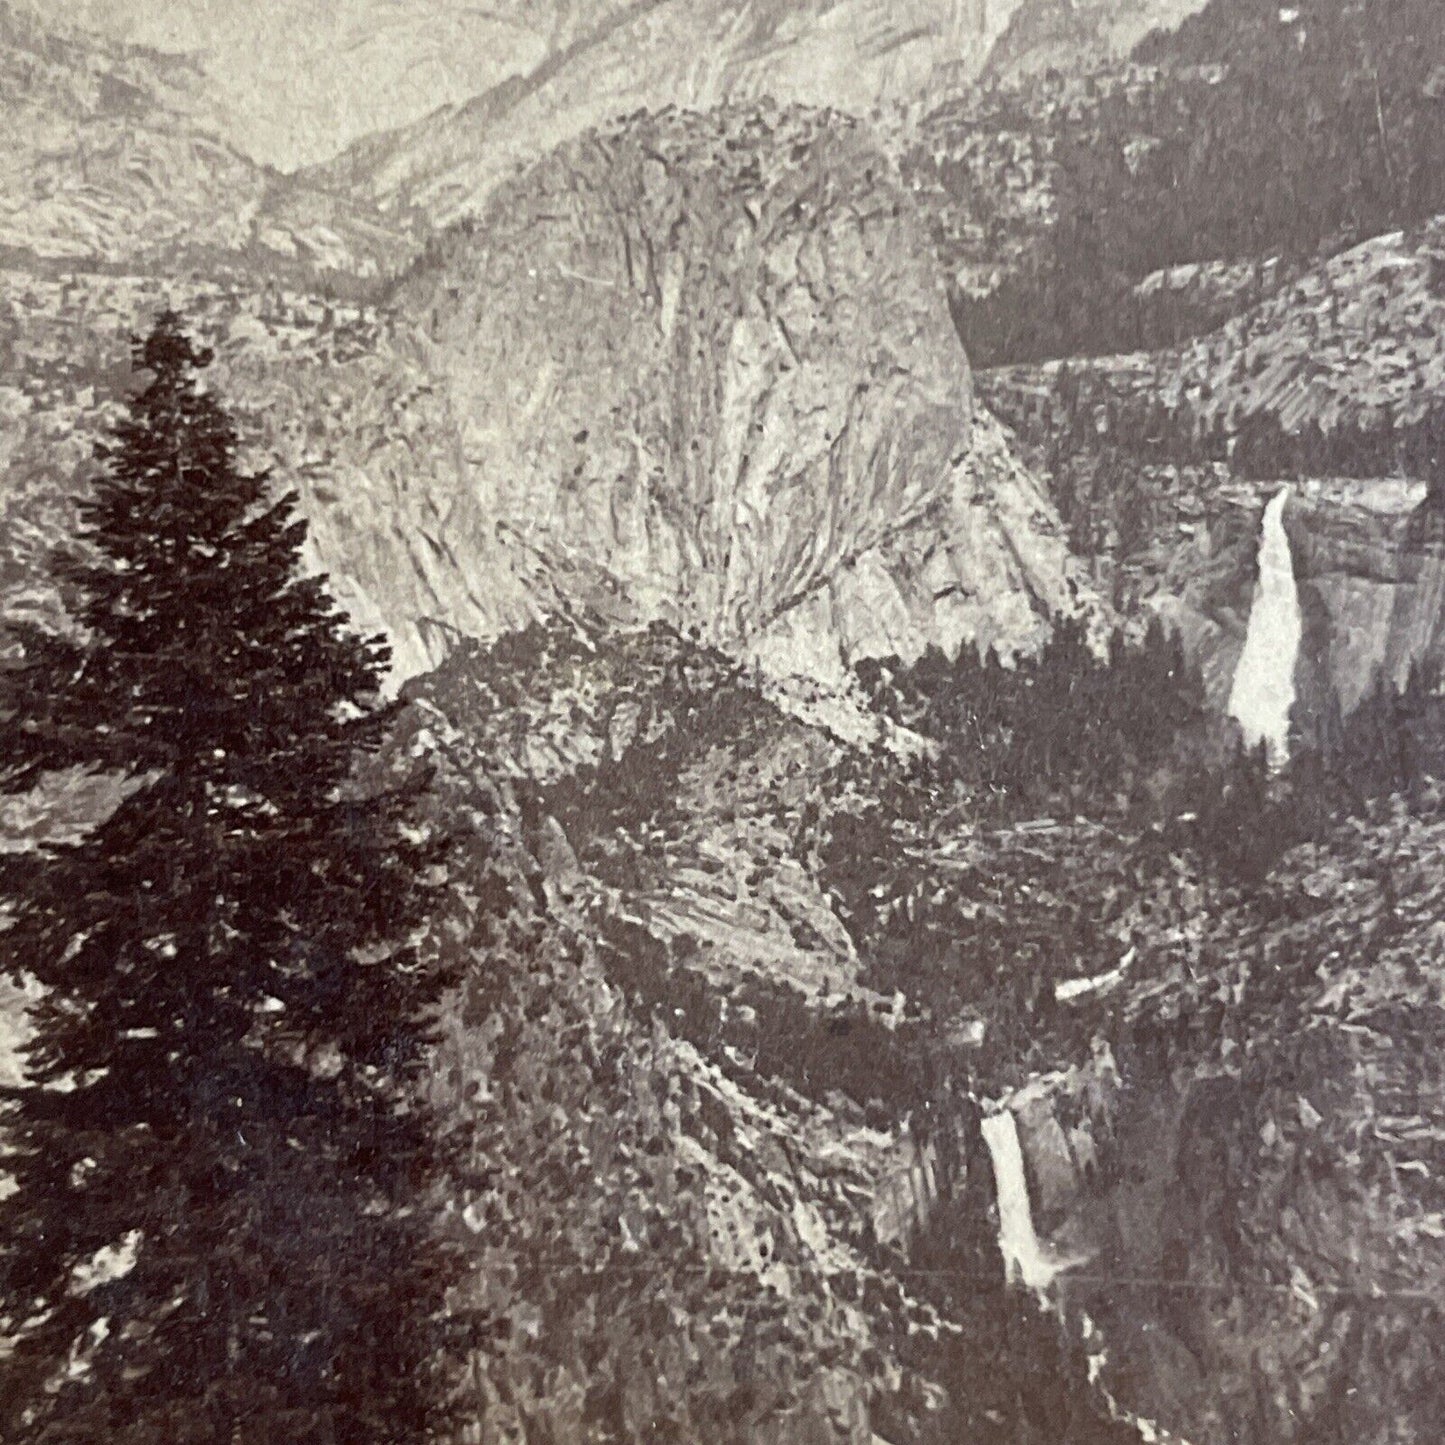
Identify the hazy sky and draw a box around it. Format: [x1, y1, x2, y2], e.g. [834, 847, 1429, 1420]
[48, 0, 550, 171]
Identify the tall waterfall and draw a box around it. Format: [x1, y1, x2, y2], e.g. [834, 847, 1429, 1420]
[1228, 487, 1301, 765]
[980, 1109, 1077, 1297]
[982, 1108, 1196, 1444]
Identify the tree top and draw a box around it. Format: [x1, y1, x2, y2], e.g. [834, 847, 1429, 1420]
[134, 310, 214, 381]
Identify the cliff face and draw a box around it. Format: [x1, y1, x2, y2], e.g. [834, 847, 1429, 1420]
[390, 106, 1091, 682]
[1286, 483, 1445, 722]
[991, 792, 1445, 1445]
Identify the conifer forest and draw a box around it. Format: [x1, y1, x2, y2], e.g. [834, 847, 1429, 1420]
[2, 2, 1445, 1442]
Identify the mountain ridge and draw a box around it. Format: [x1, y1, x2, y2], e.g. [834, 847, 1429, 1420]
[306, 0, 1026, 226]
[0, 0, 412, 279]
[0, 102, 1097, 693]
[982, 0, 1205, 81]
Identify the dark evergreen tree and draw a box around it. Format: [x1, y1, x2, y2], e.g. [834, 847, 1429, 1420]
[0, 315, 468, 1443]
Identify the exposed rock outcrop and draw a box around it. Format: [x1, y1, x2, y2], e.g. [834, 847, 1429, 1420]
[1, 107, 1093, 695]
[992, 797, 1445, 1445]
[389, 105, 1092, 681]
[982, 0, 1206, 82]
[1287, 481, 1445, 722]
[313, 0, 1025, 225]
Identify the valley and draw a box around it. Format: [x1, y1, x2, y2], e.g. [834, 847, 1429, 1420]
[2, 1, 1444, 1443]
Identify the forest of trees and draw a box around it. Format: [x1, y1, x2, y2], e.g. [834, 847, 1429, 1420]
[0, 316, 472, 1442]
[1232, 409, 1445, 494]
[829, 610, 1445, 1071]
[0, 338, 1181, 1437]
[951, 0, 1445, 365]
[855, 604, 1445, 876]
[856, 615, 1218, 823]
[5, 301, 1445, 1441]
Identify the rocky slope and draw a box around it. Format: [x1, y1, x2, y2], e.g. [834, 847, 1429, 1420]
[807, 686, 1445, 1445]
[0, 2, 410, 278]
[377, 617, 1147, 1445]
[305, 0, 1218, 232]
[310, 0, 1027, 226]
[997, 221, 1445, 441]
[994, 792, 1445, 1445]
[977, 218, 1445, 717]
[982, 0, 1205, 82]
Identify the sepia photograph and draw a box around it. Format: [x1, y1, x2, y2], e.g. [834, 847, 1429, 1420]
[1, 1, 1442, 1440]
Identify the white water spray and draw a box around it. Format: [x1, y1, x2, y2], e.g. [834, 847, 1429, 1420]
[981, 1109, 1197, 1444]
[1228, 487, 1301, 765]
[980, 1109, 1083, 1297]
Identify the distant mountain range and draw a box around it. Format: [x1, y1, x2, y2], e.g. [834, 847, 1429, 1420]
[0, 2, 409, 276]
[307, 0, 1225, 228]
[3, 0, 1222, 272]
[306, 0, 1015, 225]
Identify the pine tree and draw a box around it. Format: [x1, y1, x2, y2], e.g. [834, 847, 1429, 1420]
[0, 314, 467, 1442]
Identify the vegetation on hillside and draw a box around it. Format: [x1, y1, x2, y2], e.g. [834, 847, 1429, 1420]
[8, 2, 1445, 1427]
[818, 613, 1445, 1084]
[401, 615, 1153, 1445]
[807, 614, 1445, 1443]
[0, 316, 469, 1442]
[857, 616, 1217, 823]
[987, 358, 1445, 495]
[916, 0, 1445, 366]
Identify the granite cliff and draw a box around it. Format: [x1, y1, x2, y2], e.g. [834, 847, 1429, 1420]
[386, 105, 1092, 681]
[988, 790, 1445, 1445]
[1, 105, 1093, 687]
[1287, 483, 1445, 720]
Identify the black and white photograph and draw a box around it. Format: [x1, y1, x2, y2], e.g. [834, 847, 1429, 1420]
[1, 2, 1442, 1441]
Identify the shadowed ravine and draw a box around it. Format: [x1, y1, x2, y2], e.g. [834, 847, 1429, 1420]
[981, 1102, 1196, 1445]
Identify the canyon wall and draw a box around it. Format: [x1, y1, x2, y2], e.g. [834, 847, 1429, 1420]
[382, 104, 1092, 681]
[1287, 483, 1445, 723]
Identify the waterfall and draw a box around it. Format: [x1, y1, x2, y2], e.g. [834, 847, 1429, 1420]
[982, 1115, 1196, 1445]
[981, 1106, 1198, 1445]
[1228, 486, 1301, 765]
[980, 1109, 1079, 1297]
